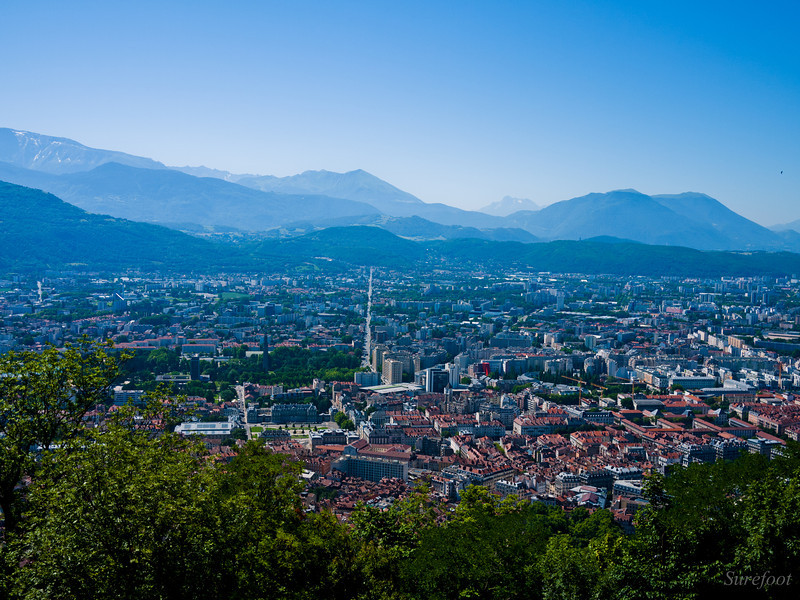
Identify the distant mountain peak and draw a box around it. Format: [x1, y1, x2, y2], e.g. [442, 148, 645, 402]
[655, 191, 716, 202]
[480, 195, 540, 216]
[234, 167, 426, 212]
[595, 189, 654, 201]
[0, 127, 166, 174]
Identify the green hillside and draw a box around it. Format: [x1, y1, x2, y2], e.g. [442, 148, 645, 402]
[431, 238, 800, 277]
[0, 181, 241, 271]
[252, 226, 427, 268]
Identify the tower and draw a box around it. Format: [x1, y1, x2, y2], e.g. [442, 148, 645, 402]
[190, 355, 200, 381]
[262, 334, 270, 372]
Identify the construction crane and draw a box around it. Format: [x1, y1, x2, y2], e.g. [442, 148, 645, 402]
[562, 375, 587, 402]
[607, 374, 636, 396]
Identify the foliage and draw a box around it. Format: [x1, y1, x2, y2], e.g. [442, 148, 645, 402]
[334, 411, 356, 431]
[0, 340, 124, 532]
[9, 426, 217, 600]
[611, 451, 800, 599]
[6, 434, 362, 600]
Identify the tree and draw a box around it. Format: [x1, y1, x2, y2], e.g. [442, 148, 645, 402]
[351, 483, 437, 558]
[403, 486, 547, 600]
[608, 453, 793, 599]
[732, 466, 800, 588]
[212, 441, 361, 599]
[145, 347, 179, 374]
[538, 535, 600, 600]
[8, 432, 362, 600]
[351, 484, 438, 597]
[0, 340, 123, 532]
[10, 426, 219, 600]
[334, 411, 356, 431]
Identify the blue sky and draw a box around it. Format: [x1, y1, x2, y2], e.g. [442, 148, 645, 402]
[2, 0, 798, 224]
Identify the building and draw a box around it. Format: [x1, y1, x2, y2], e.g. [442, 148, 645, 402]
[355, 370, 381, 387]
[613, 479, 645, 499]
[711, 437, 748, 461]
[190, 355, 200, 381]
[332, 454, 408, 482]
[382, 358, 403, 385]
[679, 442, 715, 465]
[424, 368, 450, 393]
[270, 403, 319, 424]
[670, 375, 717, 390]
[175, 421, 235, 438]
[554, 471, 581, 496]
[260, 428, 291, 441]
[113, 388, 146, 406]
[309, 428, 359, 449]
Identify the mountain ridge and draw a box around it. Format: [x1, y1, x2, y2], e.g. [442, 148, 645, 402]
[505, 189, 796, 251]
[3, 179, 800, 277]
[1, 127, 795, 252]
[0, 161, 381, 231]
[0, 128, 167, 174]
[0, 180, 241, 271]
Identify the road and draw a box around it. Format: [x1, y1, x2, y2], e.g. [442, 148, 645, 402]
[235, 384, 257, 440]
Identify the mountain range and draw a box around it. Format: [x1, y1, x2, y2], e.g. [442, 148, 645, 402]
[0, 161, 381, 232]
[0, 127, 166, 174]
[504, 189, 800, 251]
[2, 126, 800, 253]
[5, 180, 800, 277]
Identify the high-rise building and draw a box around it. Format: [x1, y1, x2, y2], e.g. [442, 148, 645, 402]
[382, 358, 403, 385]
[355, 371, 381, 386]
[190, 355, 200, 381]
[556, 292, 565, 311]
[424, 367, 450, 393]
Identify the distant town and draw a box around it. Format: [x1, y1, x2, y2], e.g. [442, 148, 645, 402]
[3, 264, 800, 528]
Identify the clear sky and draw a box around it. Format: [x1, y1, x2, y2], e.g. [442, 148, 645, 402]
[2, 0, 798, 224]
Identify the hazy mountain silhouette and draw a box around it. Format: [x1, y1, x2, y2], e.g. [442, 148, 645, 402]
[480, 196, 540, 216]
[504, 189, 795, 251]
[0, 128, 166, 174]
[0, 161, 380, 231]
[2, 127, 795, 252]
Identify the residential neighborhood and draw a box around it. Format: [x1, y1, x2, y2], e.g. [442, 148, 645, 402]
[4, 266, 800, 530]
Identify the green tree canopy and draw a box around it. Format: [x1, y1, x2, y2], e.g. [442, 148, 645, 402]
[0, 340, 123, 532]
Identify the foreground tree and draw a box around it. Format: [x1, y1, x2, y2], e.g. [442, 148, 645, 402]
[0, 340, 122, 532]
[610, 451, 800, 600]
[8, 432, 362, 600]
[10, 426, 219, 600]
[213, 442, 362, 600]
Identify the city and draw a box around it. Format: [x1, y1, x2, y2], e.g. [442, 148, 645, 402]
[3, 266, 799, 528]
